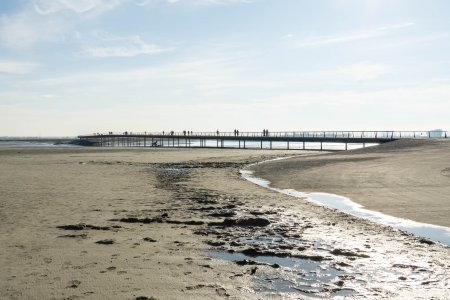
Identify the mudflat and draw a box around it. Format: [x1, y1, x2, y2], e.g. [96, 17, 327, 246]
[0, 146, 449, 299]
[252, 139, 450, 228]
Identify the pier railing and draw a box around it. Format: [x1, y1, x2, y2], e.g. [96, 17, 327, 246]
[80, 130, 449, 139]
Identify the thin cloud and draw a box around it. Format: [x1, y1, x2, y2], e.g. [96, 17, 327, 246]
[31, 56, 247, 88]
[83, 32, 173, 58]
[258, 83, 450, 108]
[0, 12, 63, 49]
[32, 0, 251, 14]
[33, 0, 121, 15]
[1, 0, 253, 50]
[27, 53, 271, 101]
[0, 60, 39, 74]
[296, 22, 415, 48]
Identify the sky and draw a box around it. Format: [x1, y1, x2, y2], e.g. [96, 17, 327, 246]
[0, 0, 449, 136]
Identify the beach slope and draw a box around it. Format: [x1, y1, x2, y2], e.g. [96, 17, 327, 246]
[252, 139, 450, 227]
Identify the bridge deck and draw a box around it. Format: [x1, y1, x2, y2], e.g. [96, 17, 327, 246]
[77, 130, 448, 150]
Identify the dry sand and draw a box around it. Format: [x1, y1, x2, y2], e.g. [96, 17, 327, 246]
[252, 139, 450, 227]
[0, 145, 449, 299]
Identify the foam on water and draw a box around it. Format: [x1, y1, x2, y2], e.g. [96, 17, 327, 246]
[241, 159, 450, 246]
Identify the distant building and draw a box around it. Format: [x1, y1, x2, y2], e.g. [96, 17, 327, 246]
[429, 129, 445, 138]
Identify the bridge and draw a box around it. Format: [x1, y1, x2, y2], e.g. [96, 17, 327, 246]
[77, 130, 448, 151]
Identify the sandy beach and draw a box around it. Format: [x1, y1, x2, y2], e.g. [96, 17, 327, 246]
[1, 145, 449, 299]
[252, 139, 450, 228]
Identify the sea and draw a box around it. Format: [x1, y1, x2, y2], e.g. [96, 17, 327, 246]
[0, 138, 78, 148]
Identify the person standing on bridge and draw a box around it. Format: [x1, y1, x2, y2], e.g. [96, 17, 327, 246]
[217, 130, 219, 136]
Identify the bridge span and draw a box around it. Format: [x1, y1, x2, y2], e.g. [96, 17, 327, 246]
[77, 130, 448, 151]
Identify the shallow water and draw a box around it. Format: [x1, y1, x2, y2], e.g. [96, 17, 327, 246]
[241, 166, 450, 246]
[209, 250, 351, 297]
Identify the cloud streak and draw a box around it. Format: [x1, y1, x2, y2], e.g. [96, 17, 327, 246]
[257, 83, 450, 110]
[83, 31, 173, 57]
[296, 22, 415, 48]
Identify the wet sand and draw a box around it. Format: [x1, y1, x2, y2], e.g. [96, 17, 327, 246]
[252, 139, 450, 228]
[0, 146, 449, 299]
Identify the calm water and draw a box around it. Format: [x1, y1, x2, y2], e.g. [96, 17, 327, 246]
[0, 140, 78, 148]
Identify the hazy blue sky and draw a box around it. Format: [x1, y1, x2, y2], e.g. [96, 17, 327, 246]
[1, 0, 449, 136]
